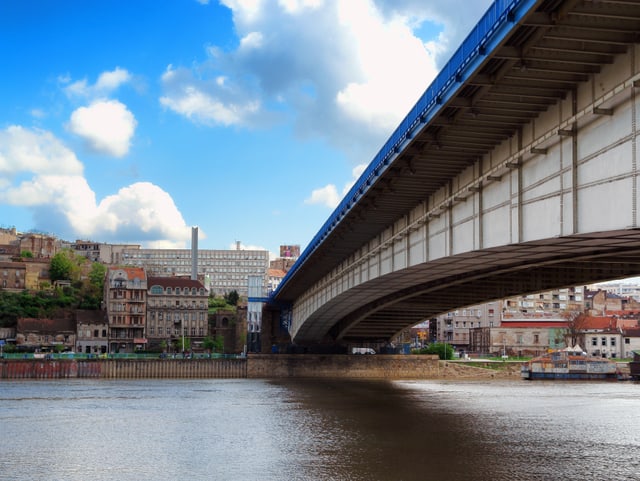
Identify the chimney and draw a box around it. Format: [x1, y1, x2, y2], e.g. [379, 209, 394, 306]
[191, 226, 198, 281]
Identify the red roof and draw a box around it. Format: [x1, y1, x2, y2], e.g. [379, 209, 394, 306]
[582, 316, 617, 330]
[148, 276, 205, 289]
[499, 322, 568, 328]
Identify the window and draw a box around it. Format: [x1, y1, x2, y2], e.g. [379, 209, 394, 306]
[610, 338, 616, 347]
[592, 337, 597, 346]
[533, 334, 539, 344]
[601, 337, 607, 346]
[625, 338, 631, 345]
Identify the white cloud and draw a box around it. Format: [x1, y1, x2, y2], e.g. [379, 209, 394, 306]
[160, 65, 261, 126]
[305, 184, 340, 209]
[305, 163, 366, 209]
[0, 125, 83, 176]
[93, 182, 192, 247]
[63, 67, 132, 98]
[68, 99, 137, 157]
[0, 126, 191, 248]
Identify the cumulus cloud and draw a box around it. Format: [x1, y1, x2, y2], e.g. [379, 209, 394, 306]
[162, 0, 490, 157]
[68, 99, 137, 157]
[305, 163, 367, 209]
[0, 126, 191, 248]
[0, 126, 84, 177]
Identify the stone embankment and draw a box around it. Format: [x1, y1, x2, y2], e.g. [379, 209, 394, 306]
[437, 361, 523, 380]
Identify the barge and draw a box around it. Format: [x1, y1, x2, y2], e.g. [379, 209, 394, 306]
[521, 349, 619, 380]
[630, 351, 640, 381]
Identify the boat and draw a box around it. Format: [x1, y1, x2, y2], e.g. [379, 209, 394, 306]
[521, 347, 619, 380]
[630, 351, 640, 381]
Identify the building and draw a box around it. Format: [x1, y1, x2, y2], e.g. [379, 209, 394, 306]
[15, 317, 76, 352]
[121, 244, 269, 297]
[104, 267, 147, 353]
[146, 276, 208, 352]
[75, 309, 109, 355]
[502, 286, 585, 316]
[70, 240, 140, 264]
[17, 233, 59, 259]
[267, 268, 286, 294]
[210, 307, 247, 354]
[433, 300, 502, 352]
[0, 261, 26, 290]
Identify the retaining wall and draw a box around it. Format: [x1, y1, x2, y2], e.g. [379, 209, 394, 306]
[0, 354, 440, 380]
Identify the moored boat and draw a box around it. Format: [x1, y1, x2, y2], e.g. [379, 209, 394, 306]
[521, 348, 619, 380]
[630, 351, 640, 381]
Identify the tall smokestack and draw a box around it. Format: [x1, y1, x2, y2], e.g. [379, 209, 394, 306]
[191, 226, 198, 280]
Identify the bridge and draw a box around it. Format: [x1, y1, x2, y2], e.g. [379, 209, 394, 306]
[270, 0, 640, 346]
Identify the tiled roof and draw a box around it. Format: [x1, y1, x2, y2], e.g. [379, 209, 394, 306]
[109, 266, 146, 279]
[582, 316, 617, 330]
[17, 317, 76, 333]
[148, 276, 205, 289]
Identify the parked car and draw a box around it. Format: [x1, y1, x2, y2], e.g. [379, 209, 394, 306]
[352, 347, 376, 355]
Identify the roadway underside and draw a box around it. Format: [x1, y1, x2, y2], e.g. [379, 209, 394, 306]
[293, 229, 640, 344]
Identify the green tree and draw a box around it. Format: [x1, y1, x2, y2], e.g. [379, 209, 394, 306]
[418, 342, 454, 360]
[89, 262, 107, 290]
[49, 250, 83, 282]
[174, 336, 191, 352]
[20, 250, 33, 258]
[203, 335, 225, 353]
[224, 290, 239, 306]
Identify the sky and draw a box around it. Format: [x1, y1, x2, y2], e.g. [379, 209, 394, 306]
[0, 0, 494, 259]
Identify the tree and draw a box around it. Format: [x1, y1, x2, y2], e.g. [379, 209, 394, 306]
[563, 311, 589, 348]
[20, 250, 33, 258]
[89, 262, 107, 291]
[417, 342, 454, 360]
[224, 290, 239, 306]
[49, 250, 84, 282]
[203, 335, 225, 353]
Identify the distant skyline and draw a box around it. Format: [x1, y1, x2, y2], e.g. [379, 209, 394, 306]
[0, 0, 493, 258]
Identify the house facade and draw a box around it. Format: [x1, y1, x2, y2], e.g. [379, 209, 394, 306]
[146, 276, 208, 352]
[75, 309, 109, 355]
[104, 267, 147, 353]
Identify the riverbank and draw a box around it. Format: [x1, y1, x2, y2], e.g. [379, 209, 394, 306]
[437, 360, 523, 379]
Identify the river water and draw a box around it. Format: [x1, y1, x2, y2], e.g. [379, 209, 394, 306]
[1, 378, 639, 481]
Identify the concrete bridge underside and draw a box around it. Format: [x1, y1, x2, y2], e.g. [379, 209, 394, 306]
[274, 0, 640, 344]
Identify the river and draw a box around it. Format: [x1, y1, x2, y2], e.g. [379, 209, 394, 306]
[0, 379, 638, 481]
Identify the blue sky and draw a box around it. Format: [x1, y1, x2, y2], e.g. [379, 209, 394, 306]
[0, 0, 493, 258]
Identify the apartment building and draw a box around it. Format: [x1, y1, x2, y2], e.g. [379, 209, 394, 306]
[146, 276, 208, 352]
[104, 266, 147, 353]
[121, 245, 269, 297]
